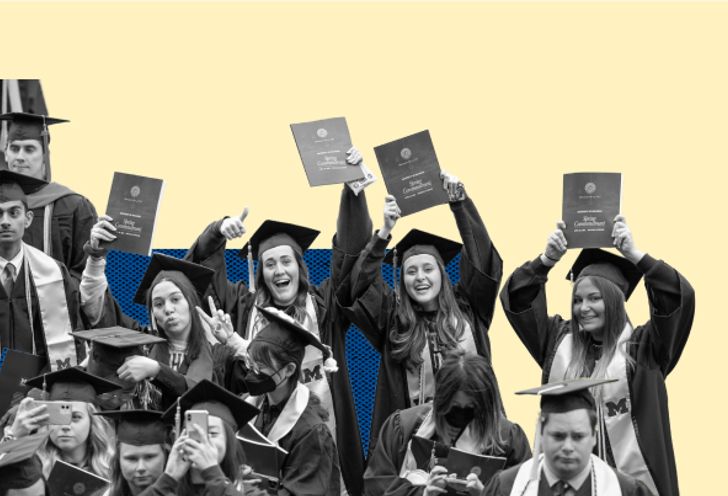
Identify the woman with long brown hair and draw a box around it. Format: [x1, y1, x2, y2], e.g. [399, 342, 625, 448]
[364, 353, 530, 495]
[500, 216, 695, 496]
[338, 172, 503, 456]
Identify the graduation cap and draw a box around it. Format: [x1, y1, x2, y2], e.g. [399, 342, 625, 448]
[252, 306, 337, 372]
[24, 367, 121, 404]
[0, 169, 47, 204]
[0, 112, 68, 144]
[96, 409, 168, 446]
[161, 379, 259, 431]
[133, 253, 215, 305]
[382, 229, 462, 267]
[516, 377, 618, 414]
[567, 248, 643, 301]
[71, 327, 166, 383]
[516, 377, 619, 483]
[0, 433, 46, 491]
[240, 220, 320, 260]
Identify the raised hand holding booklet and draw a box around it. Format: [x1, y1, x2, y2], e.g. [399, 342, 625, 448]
[374, 130, 449, 216]
[290, 117, 365, 186]
[562, 172, 622, 248]
[105, 172, 164, 256]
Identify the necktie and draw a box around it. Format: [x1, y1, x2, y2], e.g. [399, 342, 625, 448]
[2, 263, 15, 296]
[552, 480, 571, 496]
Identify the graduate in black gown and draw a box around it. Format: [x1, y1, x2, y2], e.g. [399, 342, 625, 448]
[364, 353, 531, 496]
[337, 172, 503, 456]
[0, 170, 85, 377]
[240, 305, 342, 496]
[484, 379, 653, 496]
[500, 217, 694, 496]
[0, 112, 97, 282]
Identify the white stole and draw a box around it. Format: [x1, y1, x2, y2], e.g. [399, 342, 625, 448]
[509, 454, 622, 496]
[23, 243, 77, 371]
[247, 382, 310, 444]
[549, 324, 659, 495]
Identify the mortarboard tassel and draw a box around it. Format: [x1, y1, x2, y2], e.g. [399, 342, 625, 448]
[174, 397, 181, 439]
[247, 244, 256, 293]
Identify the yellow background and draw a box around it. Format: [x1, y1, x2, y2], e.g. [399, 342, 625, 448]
[2, 1, 724, 493]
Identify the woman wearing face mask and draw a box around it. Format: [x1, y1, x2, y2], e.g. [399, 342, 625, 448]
[499, 216, 695, 496]
[22, 368, 119, 482]
[239, 306, 341, 496]
[338, 172, 503, 456]
[185, 148, 371, 496]
[364, 353, 530, 496]
[80, 243, 216, 411]
[140, 379, 258, 496]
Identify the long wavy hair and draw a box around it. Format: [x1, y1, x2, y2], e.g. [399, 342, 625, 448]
[146, 271, 206, 363]
[390, 254, 469, 367]
[39, 403, 115, 480]
[107, 442, 170, 496]
[433, 352, 507, 455]
[565, 275, 635, 380]
[254, 249, 311, 324]
[177, 421, 245, 496]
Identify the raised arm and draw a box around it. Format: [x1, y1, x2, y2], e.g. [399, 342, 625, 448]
[499, 221, 569, 366]
[444, 172, 503, 328]
[612, 215, 695, 375]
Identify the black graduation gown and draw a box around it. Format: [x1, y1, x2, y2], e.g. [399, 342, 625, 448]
[363, 404, 531, 496]
[482, 463, 654, 496]
[500, 254, 694, 496]
[24, 192, 97, 283]
[255, 394, 341, 496]
[337, 197, 503, 456]
[0, 258, 86, 374]
[185, 187, 371, 496]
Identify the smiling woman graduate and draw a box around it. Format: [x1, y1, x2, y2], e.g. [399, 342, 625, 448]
[185, 155, 372, 496]
[499, 217, 695, 496]
[337, 172, 503, 457]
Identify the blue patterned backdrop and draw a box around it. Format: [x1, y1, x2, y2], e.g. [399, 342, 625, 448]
[1, 248, 462, 455]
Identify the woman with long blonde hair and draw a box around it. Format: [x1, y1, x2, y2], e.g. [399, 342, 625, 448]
[500, 216, 695, 496]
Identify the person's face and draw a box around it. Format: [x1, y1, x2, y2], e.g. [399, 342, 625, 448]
[403, 254, 442, 311]
[443, 390, 476, 435]
[5, 139, 45, 180]
[541, 409, 596, 481]
[119, 443, 166, 491]
[261, 245, 300, 307]
[573, 278, 605, 337]
[207, 416, 227, 464]
[49, 401, 91, 454]
[151, 280, 191, 337]
[249, 355, 296, 393]
[0, 201, 32, 246]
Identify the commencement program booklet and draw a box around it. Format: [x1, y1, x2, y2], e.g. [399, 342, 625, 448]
[48, 459, 109, 496]
[374, 130, 449, 216]
[562, 172, 622, 248]
[237, 423, 288, 492]
[291, 117, 365, 186]
[105, 172, 164, 256]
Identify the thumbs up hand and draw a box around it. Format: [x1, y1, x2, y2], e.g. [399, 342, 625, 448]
[220, 207, 249, 240]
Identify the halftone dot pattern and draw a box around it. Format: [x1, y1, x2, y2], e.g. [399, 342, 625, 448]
[0, 248, 462, 455]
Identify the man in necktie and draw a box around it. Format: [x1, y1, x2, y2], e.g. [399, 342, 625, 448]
[483, 379, 654, 496]
[0, 169, 84, 395]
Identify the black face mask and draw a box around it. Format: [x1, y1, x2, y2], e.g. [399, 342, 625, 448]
[445, 406, 475, 429]
[242, 367, 284, 396]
